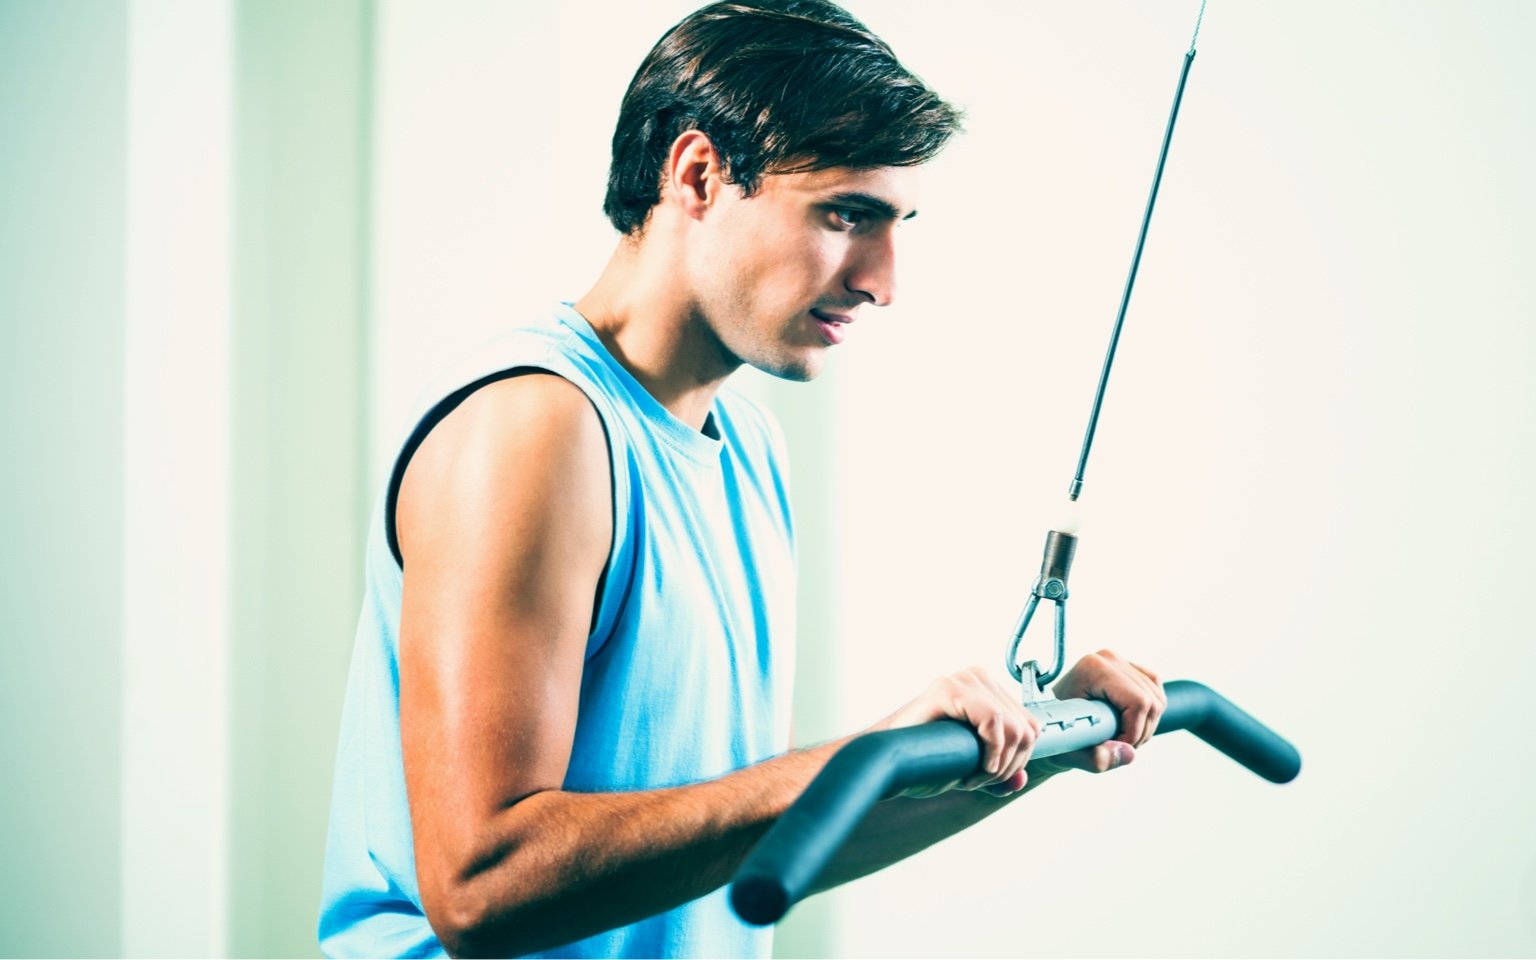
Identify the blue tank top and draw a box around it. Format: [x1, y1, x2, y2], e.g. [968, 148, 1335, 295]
[318, 304, 796, 958]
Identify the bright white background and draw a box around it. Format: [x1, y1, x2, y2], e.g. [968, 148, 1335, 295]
[372, 1, 1536, 956]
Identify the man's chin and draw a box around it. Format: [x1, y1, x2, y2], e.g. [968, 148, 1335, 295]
[752, 352, 822, 383]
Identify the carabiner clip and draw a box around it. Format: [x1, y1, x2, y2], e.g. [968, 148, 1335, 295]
[1004, 530, 1077, 698]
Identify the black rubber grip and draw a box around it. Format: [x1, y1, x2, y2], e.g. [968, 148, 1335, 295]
[1159, 679, 1301, 784]
[730, 721, 981, 926]
[729, 678, 1299, 926]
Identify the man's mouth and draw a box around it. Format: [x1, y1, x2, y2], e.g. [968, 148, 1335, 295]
[810, 308, 853, 345]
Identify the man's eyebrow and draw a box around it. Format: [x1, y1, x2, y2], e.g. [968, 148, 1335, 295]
[822, 191, 918, 221]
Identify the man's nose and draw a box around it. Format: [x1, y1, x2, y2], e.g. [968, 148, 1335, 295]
[845, 230, 897, 308]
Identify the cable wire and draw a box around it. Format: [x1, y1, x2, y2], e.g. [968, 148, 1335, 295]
[1067, 1, 1207, 502]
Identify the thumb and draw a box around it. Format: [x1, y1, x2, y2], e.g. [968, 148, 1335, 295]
[1054, 740, 1136, 774]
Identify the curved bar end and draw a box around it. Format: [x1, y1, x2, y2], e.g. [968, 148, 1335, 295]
[730, 874, 788, 926]
[1163, 679, 1302, 784]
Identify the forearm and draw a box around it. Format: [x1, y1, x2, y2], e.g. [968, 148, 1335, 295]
[811, 763, 1065, 893]
[438, 739, 846, 957]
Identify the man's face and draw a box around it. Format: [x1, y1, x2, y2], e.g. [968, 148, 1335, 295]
[687, 164, 921, 382]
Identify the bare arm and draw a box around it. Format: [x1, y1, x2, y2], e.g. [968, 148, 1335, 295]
[396, 373, 1159, 955]
[397, 374, 855, 956]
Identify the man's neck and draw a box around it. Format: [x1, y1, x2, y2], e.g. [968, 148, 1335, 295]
[574, 238, 739, 433]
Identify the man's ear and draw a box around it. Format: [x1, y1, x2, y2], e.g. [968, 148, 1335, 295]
[663, 130, 723, 222]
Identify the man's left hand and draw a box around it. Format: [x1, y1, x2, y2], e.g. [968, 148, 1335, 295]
[1032, 648, 1166, 776]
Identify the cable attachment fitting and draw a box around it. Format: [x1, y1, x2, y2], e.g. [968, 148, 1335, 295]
[1005, 530, 1078, 699]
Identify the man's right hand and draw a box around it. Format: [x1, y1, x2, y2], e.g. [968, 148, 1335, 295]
[868, 666, 1042, 799]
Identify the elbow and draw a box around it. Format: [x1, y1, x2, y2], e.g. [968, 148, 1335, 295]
[419, 809, 564, 956]
[432, 887, 521, 959]
[427, 875, 544, 959]
[425, 883, 488, 959]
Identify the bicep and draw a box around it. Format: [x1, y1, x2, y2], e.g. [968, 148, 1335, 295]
[395, 373, 612, 892]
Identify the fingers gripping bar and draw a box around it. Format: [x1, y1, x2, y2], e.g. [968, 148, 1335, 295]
[728, 679, 1300, 926]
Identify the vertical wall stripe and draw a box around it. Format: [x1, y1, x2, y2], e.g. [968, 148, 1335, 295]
[356, 2, 379, 545]
[228, 1, 372, 954]
[121, 1, 234, 953]
[0, 1, 127, 955]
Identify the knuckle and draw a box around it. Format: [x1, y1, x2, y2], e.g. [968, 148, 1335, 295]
[1005, 724, 1027, 751]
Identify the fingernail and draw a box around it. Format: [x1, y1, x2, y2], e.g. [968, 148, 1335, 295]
[1115, 743, 1134, 766]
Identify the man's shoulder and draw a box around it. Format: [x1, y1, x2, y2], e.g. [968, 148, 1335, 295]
[415, 310, 589, 407]
[454, 371, 602, 436]
[381, 308, 619, 565]
[397, 307, 623, 466]
[395, 370, 611, 567]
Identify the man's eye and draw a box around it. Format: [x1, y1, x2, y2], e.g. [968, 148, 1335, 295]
[831, 207, 865, 227]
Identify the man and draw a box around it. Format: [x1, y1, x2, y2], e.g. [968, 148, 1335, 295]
[319, 2, 1166, 956]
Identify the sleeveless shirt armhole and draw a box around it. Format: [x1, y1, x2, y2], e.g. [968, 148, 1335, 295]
[382, 362, 634, 663]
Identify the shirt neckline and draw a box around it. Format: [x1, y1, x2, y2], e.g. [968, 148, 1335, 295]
[555, 302, 725, 464]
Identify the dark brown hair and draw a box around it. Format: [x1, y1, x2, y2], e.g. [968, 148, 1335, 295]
[602, 0, 962, 235]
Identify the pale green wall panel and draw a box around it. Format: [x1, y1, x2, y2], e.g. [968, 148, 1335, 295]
[229, 1, 372, 954]
[0, 1, 127, 955]
[731, 370, 845, 960]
